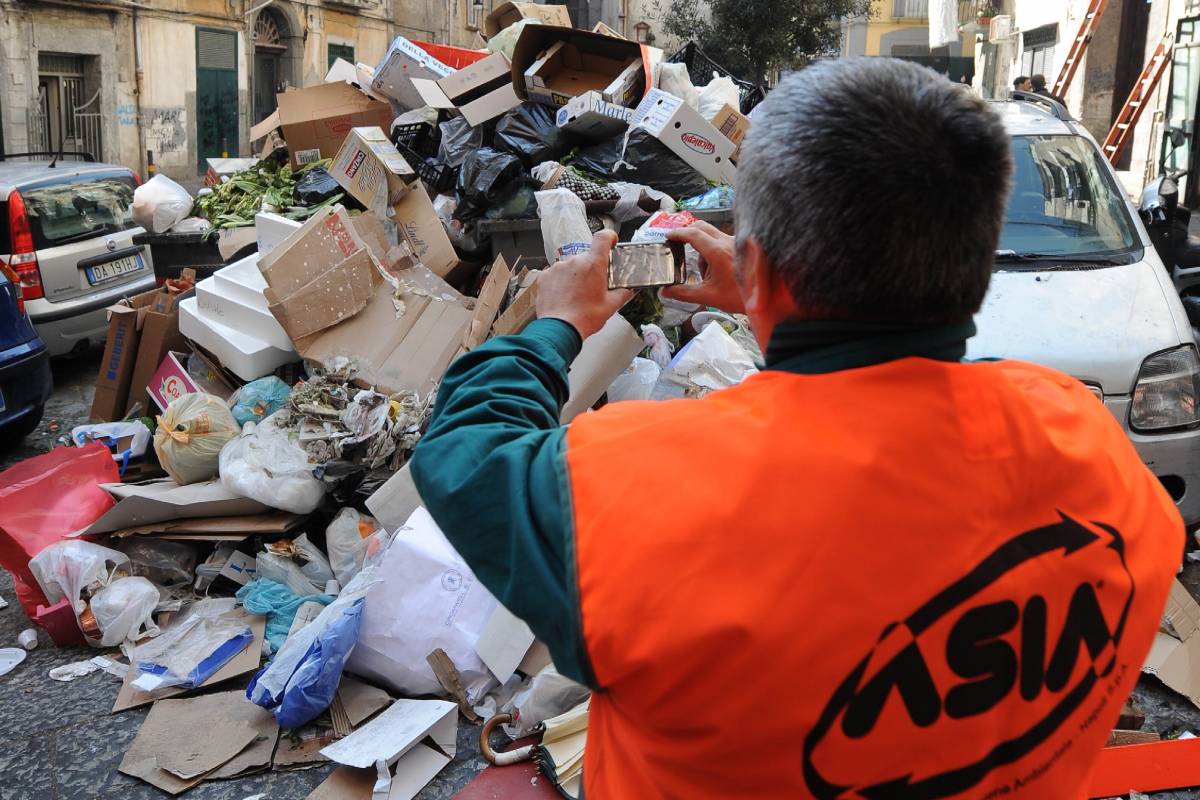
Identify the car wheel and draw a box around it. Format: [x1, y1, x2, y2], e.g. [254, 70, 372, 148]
[0, 405, 44, 448]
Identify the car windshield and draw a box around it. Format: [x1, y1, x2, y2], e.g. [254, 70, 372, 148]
[998, 135, 1138, 261]
[20, 173, 137, 250]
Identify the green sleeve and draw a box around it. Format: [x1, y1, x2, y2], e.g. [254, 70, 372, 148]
[409, 318, 598, 688]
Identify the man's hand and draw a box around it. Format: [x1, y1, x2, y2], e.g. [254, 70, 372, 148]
[662, 222, 745, 314]
[535, 230, 633, 340]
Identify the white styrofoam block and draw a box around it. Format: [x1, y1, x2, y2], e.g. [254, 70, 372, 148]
[212, 253, 269, 310]
[195, 277, 294, 352]
[179, 297, 296, 381]
[256, 212, 303, 256]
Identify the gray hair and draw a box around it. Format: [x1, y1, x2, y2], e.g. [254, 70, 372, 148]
[735, 58, 1013, 324]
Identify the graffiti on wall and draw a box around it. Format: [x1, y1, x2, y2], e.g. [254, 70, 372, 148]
[143, 106, 186, 154]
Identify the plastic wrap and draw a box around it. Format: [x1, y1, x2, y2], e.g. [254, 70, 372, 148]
[118, 538, 197, 587]
[325, 508, 391, 588]
[535, 188, 592, 263]
[219, 412, 326, 514]
[494, 103, 572, 169]
[153, 393, 239, 485]
[231, 377, 292, 427]
[236, 579, 334, 655]
[607, 357, 661, 403]
[132, 174, 194, 234]
[28, 540, 129, 615]
[132, 598, 253, 689]
[90, 577, 161, 647]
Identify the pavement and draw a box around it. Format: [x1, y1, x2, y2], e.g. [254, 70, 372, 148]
[0, 347, 492, 800]
[7, 350, 1200, 798]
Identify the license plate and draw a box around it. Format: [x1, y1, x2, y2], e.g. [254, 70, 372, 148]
[86, 254, 143, 285]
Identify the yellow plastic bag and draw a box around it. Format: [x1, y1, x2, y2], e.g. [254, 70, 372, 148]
[153, 393, 239, 485]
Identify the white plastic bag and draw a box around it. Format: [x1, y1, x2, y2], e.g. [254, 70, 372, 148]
[219, 411, 326, 514]
[346, 507, 499, 703]
[132, 174, 194, 234]
[657, 63, 699, 109]
[154, 393, 239, 485]
[607, 357, 661, 403]
[255, 551, 323, 597]
[697, 74, 740, 121]
[326, 508, 390, 587]
[536, 188, 592, 263]
[70, 421, 152, 463]
[653, 321, 759, 400]
[28, 540, 129, 615]
[90, 577, 161, 647]
[503, 664, 591, 738]
[640, 324, 675, 369]
[131, 597, 251, 690]
[295, 533, 335, 586]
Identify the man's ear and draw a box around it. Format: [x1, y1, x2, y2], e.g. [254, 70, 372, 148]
[741, 238, 798, 320]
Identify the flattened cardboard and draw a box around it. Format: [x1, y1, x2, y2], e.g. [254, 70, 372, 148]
[511, 26, 647, 108]
[372, 36, 454, 110]
[274, 721, 338, 768]
[90, 303, 142, 422]
[338, 676, 394, 727]
[275, 82, 394, 169]
[268, 247, 380, 341]
[330, 127, 416, 215]
[491, 279, 539, 337]
[112, 613, 266, 712]
[109, 511, 304, 539]
[364, 463, 424, 533]
[392, 185, 458, 278]
[1143, 579, 1200, 708]
[80, 479, 269, 537]
[484, 2, 573, 38]
[464, 255, 512, 349]
[633, 89, 737, 185]
[591, 21, 626, 38]
[258, 205, 367, 297]
[474, 603, 536, 684]
[435, 52, 522, 127]
[249, 109, 281, 143]
[307, 766, 376, 800]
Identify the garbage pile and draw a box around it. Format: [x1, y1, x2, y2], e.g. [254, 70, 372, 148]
[0, 5, 770, 798]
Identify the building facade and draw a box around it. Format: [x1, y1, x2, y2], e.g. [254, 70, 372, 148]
[843, 0, 980, 84]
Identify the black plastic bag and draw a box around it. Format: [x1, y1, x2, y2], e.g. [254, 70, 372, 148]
[568, 128, 710, 200]
[494, 102, 573, 169]
[457, 147, 524, 210]
[294, 167, 341, 206]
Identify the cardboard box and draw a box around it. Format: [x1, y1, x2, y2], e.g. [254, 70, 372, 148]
[393, 185, 459, 279]
[330, 127, 416, 215]
[77, 478, 271, 537]
[257, 205, 367, 296]
[146, 350, 235, 412]
[371, 36, 454, 111]
[555, 90, 632, 139]
[484, 2, 573, 38]
[126, 286, 190, 419]
[709, 102, 751, 162]
[464, 255, 512, 350]
[416, 52, 522, 127]
[270, 82, 394, 169]
[89, 303, 143, 422]
[591, 21, 626, 38]
[633, 89, 738, 185]
[491, 278, 539, 337]
[268, 247, 380, 341]
[511, 25, 648, 108]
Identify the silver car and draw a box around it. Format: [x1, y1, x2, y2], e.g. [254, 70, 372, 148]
[970, 98, 1200, 526]
[0, 155, 156, 357]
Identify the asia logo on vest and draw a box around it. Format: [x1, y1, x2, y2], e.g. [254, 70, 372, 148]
[802, 512, 1134, 799]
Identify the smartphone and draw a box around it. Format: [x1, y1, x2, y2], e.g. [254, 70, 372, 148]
[607, 243, 686, 290]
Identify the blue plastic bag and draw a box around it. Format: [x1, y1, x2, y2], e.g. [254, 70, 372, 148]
[231, 376, 292, 427]
[246, 597, 365, 728]
[678, 185, 734, 211]
[236, 579, 334, 655]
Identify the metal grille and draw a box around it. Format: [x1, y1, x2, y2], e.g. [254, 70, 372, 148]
[26, 85, 50, 152]
[198, 28, 237, 70]
[73, 88, 102, 160]
[37, 52, 83, 75]
[893, 0, 929, 18]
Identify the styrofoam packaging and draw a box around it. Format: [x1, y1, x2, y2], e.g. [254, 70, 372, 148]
[195, 277, 295, 352]
[212, 253, 270, 309]
[255, 212, 303, 256]
[179, 297, 296, 381]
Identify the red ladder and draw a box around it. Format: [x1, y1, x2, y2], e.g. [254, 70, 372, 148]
[1052, 0, 1113, 98]
[1103, 32, 1175, 166]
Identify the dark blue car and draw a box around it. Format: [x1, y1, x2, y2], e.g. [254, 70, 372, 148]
[0, 261, 52, 444]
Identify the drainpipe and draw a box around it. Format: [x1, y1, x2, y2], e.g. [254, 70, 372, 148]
[132, 3, 147, 177]
[621, 0, 629, 38]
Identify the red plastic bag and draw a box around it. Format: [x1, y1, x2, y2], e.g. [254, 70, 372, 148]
[0, 443, 119, 618]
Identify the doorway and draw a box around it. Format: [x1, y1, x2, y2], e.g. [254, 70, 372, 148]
[196, 27, 239, 170]
[252, 9, 290, 127]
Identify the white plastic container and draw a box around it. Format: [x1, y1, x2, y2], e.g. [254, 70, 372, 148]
[179, 296, 296, 381]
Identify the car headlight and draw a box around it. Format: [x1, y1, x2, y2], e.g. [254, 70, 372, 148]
[1131, 346, 1200, 432]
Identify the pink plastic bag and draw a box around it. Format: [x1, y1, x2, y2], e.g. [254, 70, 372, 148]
[0, 443, 119, 619]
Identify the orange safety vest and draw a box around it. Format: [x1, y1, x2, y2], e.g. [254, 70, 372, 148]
[564, 357, 1182, 799]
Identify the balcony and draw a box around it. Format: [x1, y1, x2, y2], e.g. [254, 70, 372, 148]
[893, 0, 928, 18]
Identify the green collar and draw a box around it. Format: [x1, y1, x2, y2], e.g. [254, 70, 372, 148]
[764, 318, 977, 375]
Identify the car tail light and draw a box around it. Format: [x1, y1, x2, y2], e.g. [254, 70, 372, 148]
[0, 261, 24, 316]
[7, 191, 43, 301]
[128, 171, 142, 187]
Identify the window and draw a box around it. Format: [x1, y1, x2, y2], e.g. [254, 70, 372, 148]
[18, 172, 137, 250]
[999, 135, 1138, 261]
[1021, 24, 1058, 78]
[467, 0, 487, 30]
[328, 43, 355, 69]
[635, 22, 651, 44]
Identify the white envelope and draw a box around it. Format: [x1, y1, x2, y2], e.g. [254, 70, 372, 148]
[320, 698, 458, 800]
